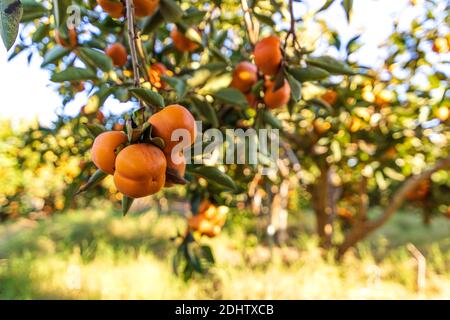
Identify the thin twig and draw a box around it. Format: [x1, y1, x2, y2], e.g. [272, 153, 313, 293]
[125, 0, 140, 88]
[135, 29, 151, 84]
[240, 0, 259, 48]
[284, 0, 301, 53]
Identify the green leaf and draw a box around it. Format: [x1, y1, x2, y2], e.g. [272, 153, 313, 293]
[191, 96, 219, 128]
[183, 7, 206, 25]
[122, 195, 135, 216]
[31, 23, 49, 42]
[83, 123, 106, 138]
[199, 62, 228, 71]
[200, 245, 215, 264]
[342, 0, 353, 22]
[78, 47, 113, 72]
[317, 0, 335, 13]
[129, 88, 165, 108]
[0, 0, 23, 51]
[53, 0, 71, 28]
[159, 0, 183, 23]
[285, 71, 301, 102]
[96, 86, 117, 106]
[160, 75, 187, 100]
[141, 9, 164, 34]
[41, 45, 70, 67]
[76, 169, 108, 195]
[289, 66, 330, 82]
[22, 0, 47, 23]
[253, 12, 274, 26]
[214, 88, 248, 107]
[306, 55, 356, 75]
[50, 67, 97, 82]
[189, 166, 237, 191]
[209, 46, 230, 64]
[346, 34, 361, 54]
[263, 110, 283, 130]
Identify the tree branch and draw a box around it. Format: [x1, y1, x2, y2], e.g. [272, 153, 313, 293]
[240, 0, 259, 48]
[337, 155, 450, 258]
[125, 0, 140, 88]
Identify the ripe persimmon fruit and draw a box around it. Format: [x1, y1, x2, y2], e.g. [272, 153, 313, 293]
[264, 80, 291, 109]
[321, 90, 338, 105]
[149, 63, 169, 89]
[113, 123, 125, 131]
[313, 118, 331, 135]
[170, 27, 199, 52]
[114, 143, 167, 198]
[91, 131, 128, 175]
[188, 201, 228, 237]
[148, 104, 197, 154]
[134, 0, 160, 17]
[97, 0, 124, 19]
[55, 27, 77, 48]
[106, 43, 128, 67]
[432, 37, 449, 54]
[230, 62, 258, 93]
[96, 111, 105, 123]
[254, 36, 282, 76]
[245, 93, 258, 108]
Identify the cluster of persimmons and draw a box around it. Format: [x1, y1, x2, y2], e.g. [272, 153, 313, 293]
[230, 35, 291, 109]
[188, 200, 228, 237]
[91, 105, 196, 198]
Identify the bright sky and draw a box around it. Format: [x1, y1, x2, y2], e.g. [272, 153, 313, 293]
[0, 0, 436, 126]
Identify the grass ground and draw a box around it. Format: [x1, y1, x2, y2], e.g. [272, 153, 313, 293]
[0, 206, 449, 299]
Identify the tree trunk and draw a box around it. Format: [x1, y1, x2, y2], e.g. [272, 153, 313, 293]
[311, 165, 341, 249]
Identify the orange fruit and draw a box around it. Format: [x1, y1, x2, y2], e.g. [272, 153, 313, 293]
[313, 118, 331, 135]
[349, 116, 363, 132]
[97, 0, 124, 18]
[432, 38, 449, 54]
[245, 93, 258, 108]
[188, 213, 221, 238]
[198, 200, 211, 214]
[383, 146, 397, 160]
[230, 62, 258, 93]
[254, 36, 282, 76]
[96, 111, 105, 123]
[321, 90, 338, 105]
[55, 27, 77, 48]
[199, 220, 221, 238]
[106, 43, 128, 67]
[148, 104, 197, 154]
[164, 150, 186, 187]
[113, 123, 125, 131]
[170, 27, 199, 52]
[264, 79, 291, 109]
[149, 62, 169, 89]
[113, 143, 167, 198]
[134, 0, 160, 17]
[91, 131, 128, 175]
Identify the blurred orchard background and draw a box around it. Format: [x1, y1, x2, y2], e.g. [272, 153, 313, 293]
[0, 0, 449, 299]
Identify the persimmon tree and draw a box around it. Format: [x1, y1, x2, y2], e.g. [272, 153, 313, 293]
[1, 0, 448, 278]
